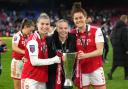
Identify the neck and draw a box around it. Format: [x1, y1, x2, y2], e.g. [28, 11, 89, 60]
[38, 31, 45, 38]
[78, 26, 86, 33]
[40, 33, 45, 38]
[59, 36, 66, 44]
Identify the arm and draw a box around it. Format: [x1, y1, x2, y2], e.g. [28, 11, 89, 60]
[27, 40, 60, 66]
[121, 27, 128, 51]
[78, 28, 104, 59]
[12, 44, 25, 54]
[12, 35, 25, 54]
[78, 42, 104, 59]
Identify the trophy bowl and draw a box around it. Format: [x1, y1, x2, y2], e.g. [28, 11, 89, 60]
[62, 52, 76, 87]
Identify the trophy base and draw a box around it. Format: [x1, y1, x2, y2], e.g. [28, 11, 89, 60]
[64, 79, 73, 89]
[63, 86, 73, 89]
[64, 79, 72, 86]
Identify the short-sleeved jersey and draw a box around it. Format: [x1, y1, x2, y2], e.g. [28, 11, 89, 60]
[71, 25, 104, 73]
[12, 31, 26, 60]
[22, 31, 48, 82]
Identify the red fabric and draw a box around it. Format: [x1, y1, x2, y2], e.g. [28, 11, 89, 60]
[54, 64, 62, 89]
[22, 32, 48, 82]
[54, 50, 63, 89]
[75, 26, 103, 73]
[12, 31, 26, 60]
[74, 60, 82, 89]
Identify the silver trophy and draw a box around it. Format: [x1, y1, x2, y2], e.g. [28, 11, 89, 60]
[63, 52, 76, 87]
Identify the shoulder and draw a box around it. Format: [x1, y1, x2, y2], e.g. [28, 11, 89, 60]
[26, 39, 38, 49]
[46, 35, 53, 43]
[68, 33, 76, 39]
[13, 31, 21, 37]
[70, 28, 77, 35]
[90, 25, 100, 31]
[12, 31, 21, 42]
[67, 33, 76, 43]
[27, 33, 38, 43]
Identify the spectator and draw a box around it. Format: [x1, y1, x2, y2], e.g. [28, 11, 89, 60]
[101, 22, 109, 63]
[108, 15, 128, 80]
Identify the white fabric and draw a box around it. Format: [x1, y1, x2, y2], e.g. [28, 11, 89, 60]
[11, 58, 23, 79]
[21, 78, 46, 89]
[27, 40, 60, 66]
[82, 67, 106, 86]
[12, 33, 21, 44]
[95, 28, 104, 43]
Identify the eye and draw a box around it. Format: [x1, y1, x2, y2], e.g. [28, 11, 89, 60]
[79, 16, 83, 19]
[74, 17, 78, 20]
[41, 23, 44, 25]
[64, 27, 68, 30]
[46, 23, 50, 26]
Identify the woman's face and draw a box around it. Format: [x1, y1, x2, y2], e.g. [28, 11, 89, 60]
[57, 22, 69, 39]
[23, 26, 34, 35]
[37, 18, 50, 35]
[73, 12, 87, 29]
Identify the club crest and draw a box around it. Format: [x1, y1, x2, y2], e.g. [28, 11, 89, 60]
[14, 36, 17, 41]
[29, 45, 35, 53]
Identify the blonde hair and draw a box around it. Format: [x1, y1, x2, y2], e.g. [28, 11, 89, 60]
[56, 19, 69, 27]
[37, 13, 50, 22]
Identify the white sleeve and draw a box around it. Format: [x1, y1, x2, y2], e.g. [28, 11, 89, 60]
[27, 40, 60, 66]
[12, 34, 20, 44]
[95, 28, 104, 43]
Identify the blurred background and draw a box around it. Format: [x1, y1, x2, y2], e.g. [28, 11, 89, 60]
[0, 0, 128, 89]
[0, 0, 128, 36]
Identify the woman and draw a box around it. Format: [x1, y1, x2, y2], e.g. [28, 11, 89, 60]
[11, 18, 34, 89]
[108, 15, 128, 80]
[46, 19, 76, 89]
[71, 3, 106, 89]
[21, 13, 60, 89]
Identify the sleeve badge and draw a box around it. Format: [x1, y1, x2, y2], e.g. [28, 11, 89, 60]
[29, 45, 35, 53]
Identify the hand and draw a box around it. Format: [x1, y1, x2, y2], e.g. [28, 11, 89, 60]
[56, 50, 63, 57]
[77, 51, 86, 60]
[54, 56, 61, 63]
[22, 57, 28, 63]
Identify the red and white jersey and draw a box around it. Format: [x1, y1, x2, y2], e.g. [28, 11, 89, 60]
[72, 25, 104, 73]
[22, 31, 48, 82]
[12, 31, 26, 60]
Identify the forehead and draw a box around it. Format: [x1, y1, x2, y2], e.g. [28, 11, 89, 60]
[58, 21, 68, 27]
[73, 12, 85, 18]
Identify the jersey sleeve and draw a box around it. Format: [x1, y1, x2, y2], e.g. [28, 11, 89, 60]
[12, 34, 20, 44]
[27, 40, 38, 56]
[95, 28, 104, 43]
[26, 39, 59, 66]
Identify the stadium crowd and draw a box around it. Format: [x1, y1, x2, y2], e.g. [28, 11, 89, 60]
[0, 7, 127, 37]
